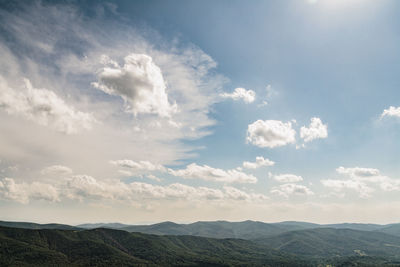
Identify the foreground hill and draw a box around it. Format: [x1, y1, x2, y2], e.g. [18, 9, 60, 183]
[255, 227, 400, 259]
[0, 226, 307, 267]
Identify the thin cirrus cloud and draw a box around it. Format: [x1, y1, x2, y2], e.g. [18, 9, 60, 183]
[92, 54, 177, 118]
[246, 120, 296, 148]
[220, 87, 256, 103]
[300, 117, 328, 143]
[0, 77, 96, 134]
[41, 165, 73, 175]
[243, 156, 275, 169]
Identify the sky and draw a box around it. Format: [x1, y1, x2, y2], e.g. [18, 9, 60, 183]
[0, 0, 400, 225]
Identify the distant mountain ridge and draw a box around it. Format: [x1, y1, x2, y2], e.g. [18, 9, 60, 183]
[2, 219, 400, 239]
[0, 220, 81, 231]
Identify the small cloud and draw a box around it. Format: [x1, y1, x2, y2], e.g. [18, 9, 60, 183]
[270, 173, 303, 183]
[41, 165, 73, 175]
[381, 106, 400, 119]
[110, 159, 166, 173]
[300, 117, 328, 143]
[147, 174, 162, 182]
[220, 87, 256, 103]
[169, 163, 257, 184]
[243, 156, 275, 169]
[271, 183, 313, 198]
[246, 120, 296, 148]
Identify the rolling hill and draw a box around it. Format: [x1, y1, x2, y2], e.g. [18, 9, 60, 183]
[120, 220, 320, 239]
[0, 225, 307, 267]
[255, 227, 400, 259]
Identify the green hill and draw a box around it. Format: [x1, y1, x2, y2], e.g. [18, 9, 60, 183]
[377, 224, 400, 237]
[255, 228, 400, 259]
[0, 226, 307, 266]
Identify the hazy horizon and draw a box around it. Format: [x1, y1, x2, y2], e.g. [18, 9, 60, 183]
[1, 0, 400, 225]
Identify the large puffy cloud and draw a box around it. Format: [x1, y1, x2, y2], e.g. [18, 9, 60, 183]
[246, 120, 296, 148]
[0, 77, 95, 134]
[0, 177, 59, 204]
[300, 117, 328, 143]
[381, 106, 400, 118]
[92, 54, 177, 118]
[270, 183, 313, 198]
[168, 163, 257, 184]
[270, 173, 303, 183]
[220, 87, 255, 103]
[243, 156, 275, 169]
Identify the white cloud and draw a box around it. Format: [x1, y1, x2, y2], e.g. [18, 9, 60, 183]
[321, 179, 373, 199]
[0, 2, 229, 185]
[243, 156, 275, 169]
[300, 117, 328, 143]
[92, 53, 177, 118]
[336, 166, 380, 178]
[168, 163, 257, 184]
[271, 173, 303, 183]
[220, 87, 255, 103]
[0, 175, 267, 204]
[65, 175, 131, 201]
[321, 166, 400, 198]
[223, 186, 269, 202]
[381, 106, 400, 118]
[110, 159, 166, 173]
[41, 165, 73, 175]
[0, 77, 95, 134]
[271, 183, 314, 198]
[0, 177, 60, 204]
[146, 174, 162, 182]
[246, 120, 296, 148]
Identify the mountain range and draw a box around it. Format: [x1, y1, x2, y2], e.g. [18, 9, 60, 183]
[2, 220, 400, 266]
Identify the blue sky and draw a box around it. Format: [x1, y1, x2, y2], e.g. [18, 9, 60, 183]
[0, 0, 399, 224]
